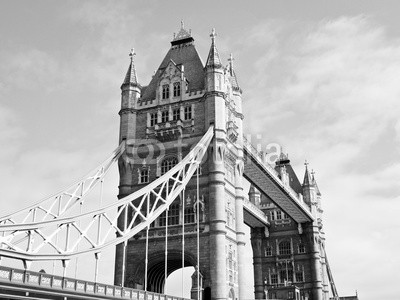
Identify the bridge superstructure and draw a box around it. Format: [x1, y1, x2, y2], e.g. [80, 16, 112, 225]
[0, 23, 340, 300]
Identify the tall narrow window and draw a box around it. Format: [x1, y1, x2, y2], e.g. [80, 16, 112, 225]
[298, 243, 306, 254]
[276, 210, 283, 220]
[270, 274, 278, 285]
[168, 203, 180, 225]
[280, 270, 292, 283]
[173, 82, 181, 97]
[159, 212, 166, 227]
[295, 271, 304, 282]
[184, 106, 192, 120]
[265, 246, 272, 256]
[161, 157, 178, 175]
[161, 110, 169, 123]
[150, 113, 158, 126]
[270, 211, 276, 221]
[184, 207, 195, 224]
[162, 84, 169, 99]
[173, 108, 180, 121]
[139, 168, 149, 184]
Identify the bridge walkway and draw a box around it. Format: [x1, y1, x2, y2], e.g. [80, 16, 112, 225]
[0, 266, 189, 300]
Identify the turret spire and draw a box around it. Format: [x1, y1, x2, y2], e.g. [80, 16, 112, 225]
[303, 160, 312, 186]
[227, 52, 241, 92]
[205, 28, 222, 68]
[228, 53, 234, 76]
[311, 170, 322, 196]
[122, 48, 139, 87]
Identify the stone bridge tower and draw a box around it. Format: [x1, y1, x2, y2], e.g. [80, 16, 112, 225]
[115, 23, 246, 300]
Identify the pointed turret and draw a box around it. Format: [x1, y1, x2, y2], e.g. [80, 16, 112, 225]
[119, 49, 141, 142]
[227, 53, 241, 93]
[205, 28, 222, 69]
[122, 48, 140, 89]
[312, 170, 321, 196]
[249, 184, 261, 206]
[301, 160, 316, 209]
[303, 160, 312, 187]
[204, 28, 225, 96]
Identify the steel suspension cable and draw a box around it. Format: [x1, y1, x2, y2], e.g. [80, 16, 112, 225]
[196, 165, 200, 300]
[164, 205, 169, 293]
[94, 178, 104, 283]
[181, 187, 185, 298]
[121, 204, 128, 287]
[144, 194, 150, 291]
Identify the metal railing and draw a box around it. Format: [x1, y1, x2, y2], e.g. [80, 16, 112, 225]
[0, 265, 190, 300]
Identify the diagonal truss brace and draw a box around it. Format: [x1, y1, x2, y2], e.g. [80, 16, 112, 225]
[0, 126, 214, 263]
[0, 143, 125, 227]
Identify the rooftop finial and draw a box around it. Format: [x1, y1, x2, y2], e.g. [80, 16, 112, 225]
[210, 28, 216, 42]
[229, 53, 234, 63]
[304, 160, 309, 168]
[129, 48, 136, 61]
[171, 21, 193, 45]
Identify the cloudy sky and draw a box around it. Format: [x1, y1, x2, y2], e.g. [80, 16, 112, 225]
[1, 1, 399, 299]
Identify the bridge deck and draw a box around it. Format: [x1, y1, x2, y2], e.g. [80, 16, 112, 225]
[0, 266, 189, 300]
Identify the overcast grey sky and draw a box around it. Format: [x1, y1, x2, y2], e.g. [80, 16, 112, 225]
[1, 1, 399, 299]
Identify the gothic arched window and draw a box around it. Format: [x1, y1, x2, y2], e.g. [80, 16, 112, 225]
[173, 82, 181, 97]
[162, 84, 169, 99]
[278, 241, 291, 255]
[161, 156, 178, 175]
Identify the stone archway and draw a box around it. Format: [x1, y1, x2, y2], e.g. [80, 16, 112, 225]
[145, 249, 198, 294]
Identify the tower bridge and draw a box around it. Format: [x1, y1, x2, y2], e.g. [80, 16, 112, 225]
[0, 23, 350, 300]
